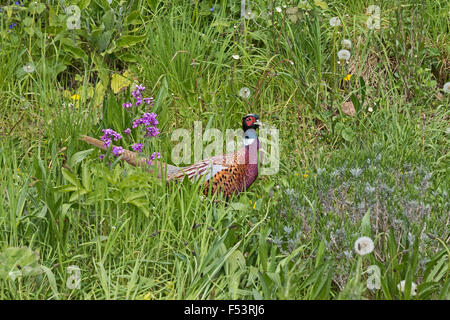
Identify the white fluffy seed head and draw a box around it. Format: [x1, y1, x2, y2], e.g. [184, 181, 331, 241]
[245, 11, 255, 20]
[354, 236, 374, 256]
[23, 62, 35, 73]
[330, 17, 341, 27]
[443, 82, 450, 94]
[341, 39, 352, 49]
[238, 87, 251, 99]
[337, 49, 351, 61]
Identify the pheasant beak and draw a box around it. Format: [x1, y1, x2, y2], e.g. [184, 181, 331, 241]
[254, 119, 263, 127]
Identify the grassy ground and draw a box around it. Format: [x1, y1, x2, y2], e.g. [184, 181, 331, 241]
[0, 0, 448, 299]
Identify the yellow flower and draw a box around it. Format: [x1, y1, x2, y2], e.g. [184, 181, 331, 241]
[344, 74, 352, 81]
[71, 94, 80, 101]
[303, 174, 309, 178]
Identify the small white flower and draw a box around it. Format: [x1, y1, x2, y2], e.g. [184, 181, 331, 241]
[329, 17, 341, 27]
[337, 49, 351, 61]
[232, 54, 240, 60]
[354, 236, 374, 256]
[23, 62, 35, 73]
[443, 82, 450, 94]
[275, 6, 282, 13]
[397, 280, 417, 296]
[368, 106, 374, 112]
[238, 87, 251, 99]
[341, 39, 352, 49]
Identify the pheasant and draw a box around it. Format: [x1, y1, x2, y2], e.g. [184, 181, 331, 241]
[81, 114, 262, 198]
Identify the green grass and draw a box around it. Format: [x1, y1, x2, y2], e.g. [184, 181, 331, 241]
[0, 0, 448, 299]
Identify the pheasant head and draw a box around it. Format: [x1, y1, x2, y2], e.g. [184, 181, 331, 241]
[242, 113, 262, 131]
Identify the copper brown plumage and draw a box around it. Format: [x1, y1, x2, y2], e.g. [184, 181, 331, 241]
[81, 114, 262, 198]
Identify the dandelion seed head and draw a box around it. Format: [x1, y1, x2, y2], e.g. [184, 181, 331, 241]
[443, 82, 450, 94]
[23, 62, 35, 73]
[337, 49, 351, 61]
[238, 87, 251, 99]
[341, 39, 352, 49]
[354, 236, 374, 256]
[245, 10, 255, 20]
[329, 17, 341, 27]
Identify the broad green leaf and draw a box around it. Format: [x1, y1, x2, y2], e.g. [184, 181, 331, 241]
[111, 73, 132, 94]
[125, 11, 143, 25]
[116, 35, 147, 49]
[341, 127, 355, 142]
[61, 168, 81, 188]
[69, 149, 94, 167]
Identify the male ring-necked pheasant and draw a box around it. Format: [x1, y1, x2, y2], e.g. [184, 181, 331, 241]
[81, 114, 262, 198]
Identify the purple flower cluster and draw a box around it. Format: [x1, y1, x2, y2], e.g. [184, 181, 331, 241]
[97, 83, 161, 163]
[101, 128, 122, 148]
[144, 97, 154, 105]
[150, 152, 161, 160]
[131, 143, 143, 152]
[132, 112, 159, 137]
[122, 84, 154, 109]
[112, 146, 124, 157]
[146, 152, 161, 164]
